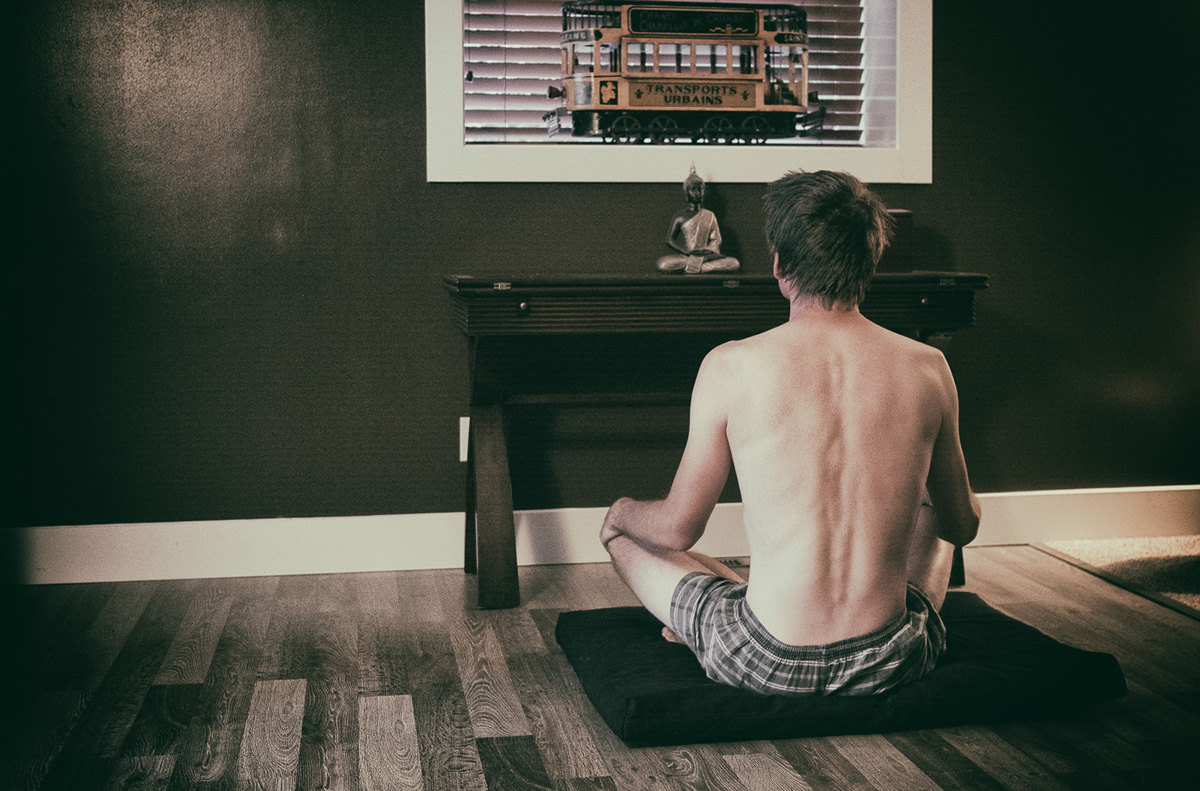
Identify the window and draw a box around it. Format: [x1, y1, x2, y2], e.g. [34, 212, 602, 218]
[426, 0, 931, 183]
[696, 43, 729, 75]
[627, 41, 652, 73]
[659, 43, 690, 74]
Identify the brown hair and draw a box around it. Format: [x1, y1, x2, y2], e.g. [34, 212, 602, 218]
[763, 170, 894, 308]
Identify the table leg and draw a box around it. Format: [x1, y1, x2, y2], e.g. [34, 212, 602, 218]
[464, 419, 477, 575]
[468, 403, 520, 609]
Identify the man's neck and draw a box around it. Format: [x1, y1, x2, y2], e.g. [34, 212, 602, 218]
[787, 295, 862, 323]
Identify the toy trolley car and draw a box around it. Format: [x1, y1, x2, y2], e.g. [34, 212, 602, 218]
[544, 1, 825, 144]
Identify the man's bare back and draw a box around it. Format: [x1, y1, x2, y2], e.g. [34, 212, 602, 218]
[600, 169, 979, 695]
[704, 306, 954, 645]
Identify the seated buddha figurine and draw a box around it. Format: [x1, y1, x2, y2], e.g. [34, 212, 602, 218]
[656, 166, 740, 274]
[657, 165, 739, 273]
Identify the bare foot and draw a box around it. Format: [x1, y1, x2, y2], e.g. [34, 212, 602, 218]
[662, 626, 686, 645]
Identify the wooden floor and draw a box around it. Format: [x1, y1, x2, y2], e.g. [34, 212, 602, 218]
[5, 545, 1198, 790]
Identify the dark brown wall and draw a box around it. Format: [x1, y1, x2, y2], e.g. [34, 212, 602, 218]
[14, 0, 1199, 528]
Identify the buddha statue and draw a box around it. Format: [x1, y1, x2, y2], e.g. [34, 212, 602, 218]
[656, 166, 740, 274]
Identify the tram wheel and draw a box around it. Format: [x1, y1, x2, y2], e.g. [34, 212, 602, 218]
[740, 115, 770, 145]
[700, 115, 735, 144]
[604, 114, 643, 144]
[647, 116, 679, 144]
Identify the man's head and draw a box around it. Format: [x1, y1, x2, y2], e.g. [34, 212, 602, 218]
[763, 170, 893, 308]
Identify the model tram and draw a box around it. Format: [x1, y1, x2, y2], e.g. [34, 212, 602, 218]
[544, 1, 825, 144]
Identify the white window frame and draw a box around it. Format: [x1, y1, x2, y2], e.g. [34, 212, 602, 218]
[425, 0, 931, 184]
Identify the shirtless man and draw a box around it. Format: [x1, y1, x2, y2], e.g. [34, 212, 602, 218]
[600, 170, 981, 695]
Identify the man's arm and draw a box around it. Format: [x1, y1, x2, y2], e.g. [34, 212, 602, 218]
[600, 347, 734, 552]
[925, 357, 981, 547]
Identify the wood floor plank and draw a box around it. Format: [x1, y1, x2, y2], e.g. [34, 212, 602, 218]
[308, 572, 363, 614]
[450, 616, 532, 739]
[119, 684, 204, 758]
[882, 729, 1009, 791]
[433, 567, 480, 620]
[988, 599, 1198, 695]
[553, 778, 621, 791]
[519, 563, 640, 612]
[554, 691, 671, 791]
[105, 754, 177, 790]
[154, 581, 235, 685]
[25, 583, 117, 688]
[1011, 555, 1200, 653]
[520, 565, 606, 611]
[1021, 546, 1200, 629]
[1099, 680, 1200, 741]
[510, 617, 678, 790]
[954, 550, 1035, 605]
[359, 612, 457, 696]
[506, 653, 607, 780]
[528, 608, 568, 654]
[35, 753, 111, 791]
[985, 723, 1084, 777]
[654, 744, 755, 791]
[236, 679, 306, 791]
[1104, 738, 1198, 790]
[984, 547, 1200, 639]
[394, 569, 455, 624]
[298, 678, 360, 791]
[411, 681, 488, 791]
[936, 726, 1073, 791]
[52, 580, 195, 760]
[827, 734, 942, 791]
[992, 718, 1152, 776]
[32, 753, 175, 791]
[570, 694, 685, 791]
[359, 695, 424, 791]
[167, 578, 278, 789]
[49, 581, 157, 694]
[481, 608, 549, 656]
[963, 548, 1200, 694]
[477, 735, 556, 791]
[723, 752, 810, 791]
[14, 582, 90, 647]
[569, 563, 644, 609]
[532, 607, 745, 790]
[257, 577, 305, 681]
[1059, 768, 1153, 791]
[3, 690, 87, 791]
[285, 599, 360, 791]
[1085, 696, 1164, 744]
[16, 547, 1200, 790]
[259, 574, 357, 681]
[354, 571, 402, 613]
[773, 738, 877, 791]
[1176, 690, 1200, 716]
[167, 722, 243, 791]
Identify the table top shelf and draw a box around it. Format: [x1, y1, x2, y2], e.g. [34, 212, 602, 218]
[444, 272, 988, 337]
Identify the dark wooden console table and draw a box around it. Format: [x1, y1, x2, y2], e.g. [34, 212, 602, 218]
[445, 272, 988, 608]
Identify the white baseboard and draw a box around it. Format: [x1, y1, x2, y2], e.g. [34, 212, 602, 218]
[15, 485, 1198, 585]
[974, 485, 1200, 544]
[16, 513, 462, 586]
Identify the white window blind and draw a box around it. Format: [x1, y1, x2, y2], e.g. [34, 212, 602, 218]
[461, 0, 896, 146]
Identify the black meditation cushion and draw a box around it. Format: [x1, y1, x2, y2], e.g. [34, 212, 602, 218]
[555, 592, 1126, 746]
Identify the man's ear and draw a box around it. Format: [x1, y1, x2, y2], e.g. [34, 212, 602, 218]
[772, 252, 793, 301]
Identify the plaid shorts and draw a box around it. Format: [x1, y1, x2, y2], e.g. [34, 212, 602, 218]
[668, 572, 947, 695]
